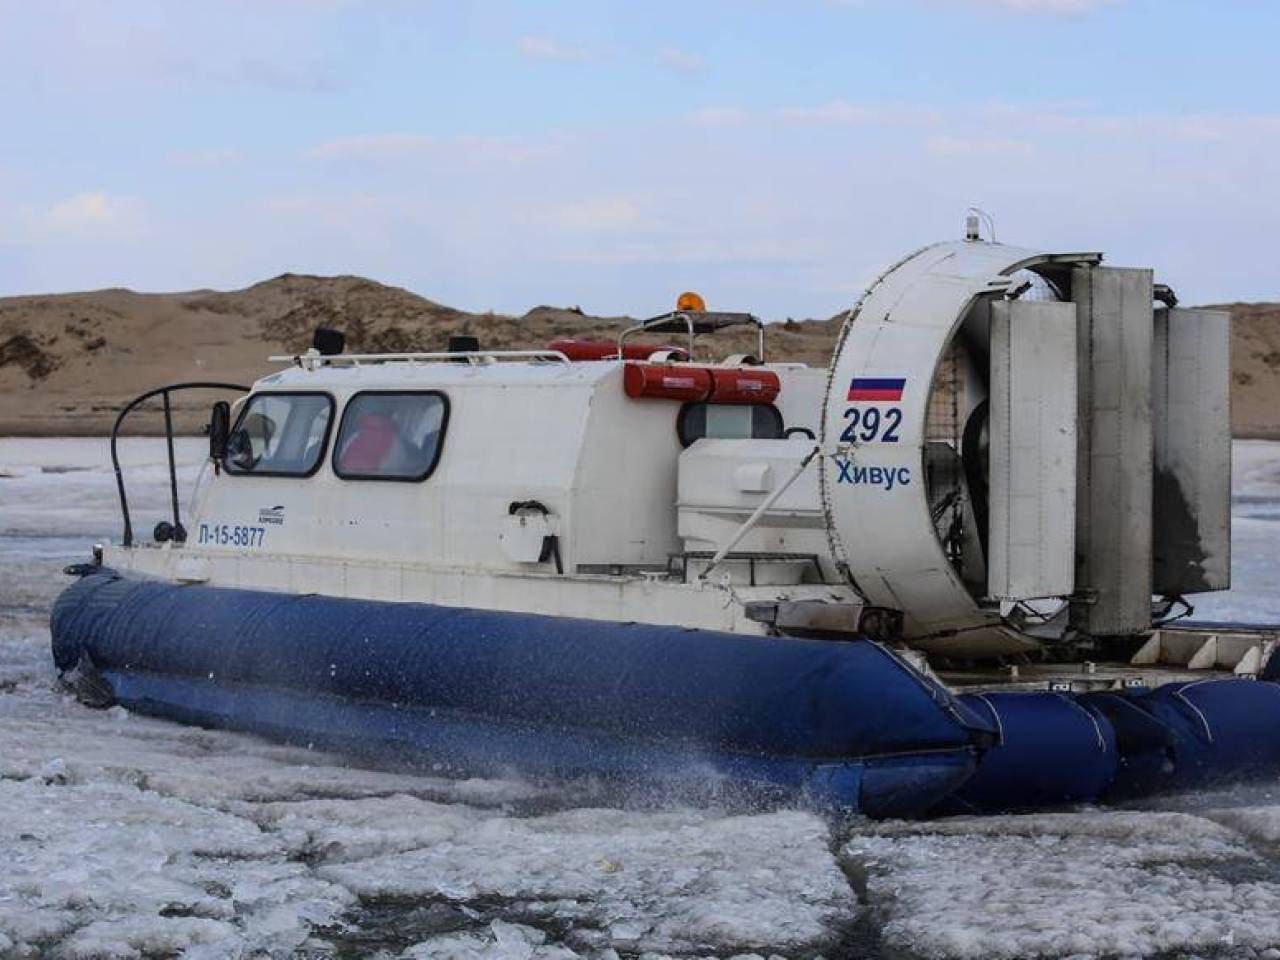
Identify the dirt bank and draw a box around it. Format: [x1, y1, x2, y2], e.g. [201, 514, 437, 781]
[1, 275, 1274, 437]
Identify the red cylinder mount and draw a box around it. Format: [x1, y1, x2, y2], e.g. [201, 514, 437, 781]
[549, 339, 688, 362]
[623, 362, 714, 401]
[707, 367, 781, 404]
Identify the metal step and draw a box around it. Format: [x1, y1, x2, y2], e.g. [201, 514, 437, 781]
[1132, 622, 1279, 677]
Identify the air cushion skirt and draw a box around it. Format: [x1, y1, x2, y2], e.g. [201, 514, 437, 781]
[51, 573, 988, 817]
[51, 573, 1280, 816]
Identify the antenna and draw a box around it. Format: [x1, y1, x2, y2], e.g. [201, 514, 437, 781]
[964, 206, 996, 243]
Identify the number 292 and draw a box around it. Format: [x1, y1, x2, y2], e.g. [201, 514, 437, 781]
[840, 406, 902, 443]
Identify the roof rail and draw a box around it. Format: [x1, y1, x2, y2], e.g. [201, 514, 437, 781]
[618, 311, 765, 363]
[268, 349, 573, 369]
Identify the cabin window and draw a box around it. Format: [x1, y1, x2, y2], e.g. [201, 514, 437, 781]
[224, 392, 334, 477]
[677, 402, 785, 448]
[333, 391, 449, 481]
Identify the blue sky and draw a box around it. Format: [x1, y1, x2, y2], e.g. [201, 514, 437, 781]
[2, 0, 1277, 319]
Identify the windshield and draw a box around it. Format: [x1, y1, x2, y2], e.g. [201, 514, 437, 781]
[224, 393, 332, 476]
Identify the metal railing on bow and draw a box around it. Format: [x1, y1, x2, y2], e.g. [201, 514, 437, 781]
[110, 382, 249, 548]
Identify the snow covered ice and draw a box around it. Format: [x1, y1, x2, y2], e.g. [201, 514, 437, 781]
[844, 810, 1280, 959]
[2, 437, 1279, 958]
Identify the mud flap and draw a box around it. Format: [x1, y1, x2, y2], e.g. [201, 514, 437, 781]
[60, 651, 116, 709]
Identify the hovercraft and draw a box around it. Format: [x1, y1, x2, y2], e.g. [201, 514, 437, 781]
[51, 230, 1280, 817]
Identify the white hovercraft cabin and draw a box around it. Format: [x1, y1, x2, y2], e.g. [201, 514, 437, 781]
[112, 319, 856, 638]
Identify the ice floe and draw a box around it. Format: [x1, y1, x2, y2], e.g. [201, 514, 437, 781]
[320, 807, 853, 956]
[843, 811, 1280, 959]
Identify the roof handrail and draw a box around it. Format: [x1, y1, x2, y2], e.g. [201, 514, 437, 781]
[268, 349, 573, 368]
[617, 311, 766, 363]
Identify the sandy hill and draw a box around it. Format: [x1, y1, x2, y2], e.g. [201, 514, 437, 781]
[1206, 301, 1280, 440]
[0, 274, 1275, 437]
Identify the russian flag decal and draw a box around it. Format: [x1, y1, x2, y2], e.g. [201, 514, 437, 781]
[847, 377, 906, 402]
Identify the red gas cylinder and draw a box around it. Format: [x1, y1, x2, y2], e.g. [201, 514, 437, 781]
[549, 339, 688, 362]
[708, 367, 781, 404]
[623, 362, 713, 401]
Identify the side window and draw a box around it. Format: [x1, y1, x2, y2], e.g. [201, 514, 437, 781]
[677, 402, 784, 448]
[333, 392, 449, 481]
[224, 393, 333, 476]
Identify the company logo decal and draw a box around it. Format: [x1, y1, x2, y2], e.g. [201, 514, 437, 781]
[258, 505, 286, 525]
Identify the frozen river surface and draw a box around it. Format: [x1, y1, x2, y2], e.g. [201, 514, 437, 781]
[1, 438, 1278, 959]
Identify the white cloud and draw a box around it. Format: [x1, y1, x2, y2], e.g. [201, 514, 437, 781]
[974, 102, 1280, 142]
[559, 236, 817, 268]
[684, 106, 751, 128]
[926, 135, 1035, 158]
[3, 6, 344, 93]
[990, 0, 1115, 11]
[49, 191, 115, 224]
[41, 191, 145, 240]
[940, 0, 1118, 12]
[685, 101, 947, 128]
[519, 35, 591, 64]
[778, 100, 943, 127]
[832, 0, 1118, 13]
[222, 55, 336, 91]
[685, 98, 923, 130]
[158, 53, 338, 92]
[553, 197, 641, 231]
[264, 190, 399, 224]
[306, 134, 436, 161]
[305, 134, 551, 164]
[658, 47, 706, 75]
[166, 148, 241, 166]
[685, 97, 1280, 149]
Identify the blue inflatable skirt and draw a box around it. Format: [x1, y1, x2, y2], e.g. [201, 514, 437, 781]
[50, 573, 1280, 816]
[51, 573, 993, 818]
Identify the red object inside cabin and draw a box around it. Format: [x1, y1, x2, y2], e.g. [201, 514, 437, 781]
[338, 413, 397, 473]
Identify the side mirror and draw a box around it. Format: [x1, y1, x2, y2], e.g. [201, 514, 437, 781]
[209, 401, 231, 462]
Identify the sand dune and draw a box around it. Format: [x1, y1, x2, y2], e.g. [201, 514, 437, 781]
[0, 274, 1273, 437]
[1209, 300, 1280, 439]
